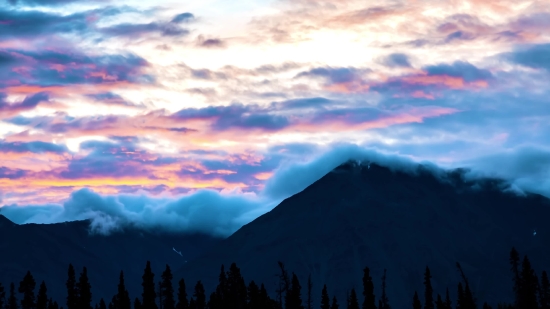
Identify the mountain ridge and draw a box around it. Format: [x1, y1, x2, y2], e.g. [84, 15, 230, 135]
[175, 160, 550, 308]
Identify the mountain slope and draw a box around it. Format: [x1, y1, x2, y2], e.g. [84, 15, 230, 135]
[175, 161, 550, 308]
[0, 215, 222, 304]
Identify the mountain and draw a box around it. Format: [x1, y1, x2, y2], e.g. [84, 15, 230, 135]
[0, 215, 222, 304]
[175, 160, 550, 308]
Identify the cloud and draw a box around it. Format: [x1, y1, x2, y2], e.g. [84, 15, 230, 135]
[171, 12, 194, 23]
[422, 61, 493, 82]
[0, 140, 68, 154]
[0, 92, 49, 118]
[7, 0, 105, 6]
[383, 53, 412, 68]
[505, 43, 550, 71]
[196, 35, 226, 48]
[0, 48, 152, 89]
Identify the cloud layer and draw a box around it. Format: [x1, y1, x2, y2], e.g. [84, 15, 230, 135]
[1, 0, 550, 235]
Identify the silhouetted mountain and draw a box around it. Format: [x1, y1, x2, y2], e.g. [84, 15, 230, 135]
[175, 160, 550, 308]
[0, 215, 222, 304]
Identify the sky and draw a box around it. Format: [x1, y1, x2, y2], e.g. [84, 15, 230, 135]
[1, 0, 549, 236]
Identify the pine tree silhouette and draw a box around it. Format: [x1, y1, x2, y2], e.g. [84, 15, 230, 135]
[412, 292, 421, 309]
[98, 298, 106, 309]
[226, 263, 247, 309]
[510, 248, 521, 309]
[8, 282, 18, 309]
[66, 264, 78, 309]
[192, 281, 206, 309]
[348, 289, 359, 309]
[0, 282, 5, 309]
[285, 273, 304, 309]
[18, 271, 36, 309]
[331, 296, 339, 309]
[380, 269, 390, 309]
[134, 297, 142, 309]
[142, 261, 157, 309]
[176, 279, 188, 309]
[188, 298, 196, 309]
[306, 274, 313, 309]
[36, 281, 48, 309]
[424, 267, 434, 309]
[77, 267, 92, 309]
[277, 262, 291, 309]
[520, 255, 539, 309]
[362, 267, 376, 309]
[444, 288, 452, 309]
[247, 281, 260, 309]
[47, 298, 59, 309]
[540, 271, 550, 309]
[161, 265, 175, 309]
[259, 283, 271, 309]
[115, 271, 131, 309]
[482, 302, 492, 309]
[435, 294, 444, 309]
[321, 284, 330, 309]
[456, 262, 477, 309]
[457, 283, 465, 309]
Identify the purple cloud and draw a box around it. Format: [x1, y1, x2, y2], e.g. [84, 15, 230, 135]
[0, 141, 68, 154]
[383, 53, 412, 68]
[506, 43, 550, 72]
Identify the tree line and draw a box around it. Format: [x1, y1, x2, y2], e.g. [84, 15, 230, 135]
[0, 247, 548, 309]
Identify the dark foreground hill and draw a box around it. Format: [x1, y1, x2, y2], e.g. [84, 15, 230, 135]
[0, 216, 222, 304]
[175, 160, 550, 308]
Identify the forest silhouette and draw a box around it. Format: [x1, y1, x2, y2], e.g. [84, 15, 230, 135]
[1, 247, 547, 309]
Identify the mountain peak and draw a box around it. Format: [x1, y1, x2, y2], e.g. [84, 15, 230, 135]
[0, 214, 17, 228]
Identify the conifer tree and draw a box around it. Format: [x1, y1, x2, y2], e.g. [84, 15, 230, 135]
[424, 267, 434, 309]
[47, 298, 59, 309]
[444, 288, 452, 309]
[47, 298, 56, 309]
[307, 275, 313, 309]
[36, 281, 48, 309]
[134, 298, 142, 309]
[321, 285, 330, 309]
[66, 264, 78, 309]
[456, 262, 477, 309]
[176, 279, 188, 309]
[510, 248, 521, 308]
[226, 263, 247, 309]
[259, 283, 270, 309]
[0, 282, 5, 309]
[285, 273, 304, 309]
[188, 298, 196, 309]
[520, 255, 539, 309]
[277, 262, 291, 309]
[435, 294, 444, 309]
[115, 271, 131, 309]
[78, 267, 92, 309]
[412, 292, 421, 309]
[8, 282, 18, 309]
[380, 269, 390, 309]
[331, 296, 339, 309]
[18, 271, 36, 309]
[247, 281, 260, 309]
[482, 303, 492, 309]
[142, 261, 157, 309]
[348, 289, 359, 309]
[98, 298, 106, 309]
[161, 265, 175, 309]
[362, 267, 376, 309]
[457, 283, 465, 309]
[193, 281, 205, 309]
[540, 271, 550, 309]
